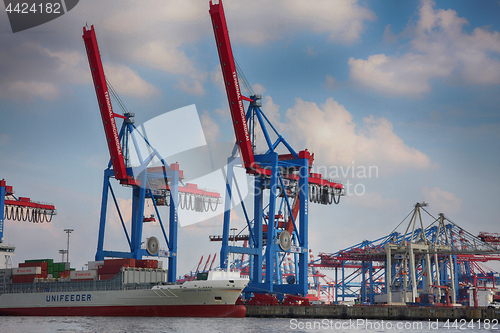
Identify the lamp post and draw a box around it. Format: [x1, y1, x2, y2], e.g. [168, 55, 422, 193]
[58, 249, 67, 262]
[63, 229, 73, 263]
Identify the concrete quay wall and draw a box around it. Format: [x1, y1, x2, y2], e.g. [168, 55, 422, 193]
[246, 305, 500, 321]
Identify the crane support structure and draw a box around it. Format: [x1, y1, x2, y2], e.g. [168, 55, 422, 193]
[83, 25, 221, 282]
[209, 0, 343, 296]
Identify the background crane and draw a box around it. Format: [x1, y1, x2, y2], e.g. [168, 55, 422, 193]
[1, 179, 56, 268]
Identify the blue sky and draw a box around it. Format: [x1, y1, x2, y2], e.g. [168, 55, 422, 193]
[1, 0, 499, 275]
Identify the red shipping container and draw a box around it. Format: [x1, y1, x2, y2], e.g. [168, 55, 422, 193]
[19, 262, 48, 270]
[12, 275, 25, 283]
[136, 260, 159, 269]
[98, 264, 127, 275]
[23, 274, 41, 283]
[103, 258, 136, 267]
[99, 273, 117, 280]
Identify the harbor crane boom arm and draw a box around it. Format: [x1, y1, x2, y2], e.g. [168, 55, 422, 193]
[82, 25, 135, 186]
[209, 1, 256, 172]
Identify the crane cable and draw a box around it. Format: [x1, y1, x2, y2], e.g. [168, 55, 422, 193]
[235, 59, 254, 97]
[106, 77, 129, 115]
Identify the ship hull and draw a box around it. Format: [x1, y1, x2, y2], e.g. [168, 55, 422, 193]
[0, 304, 246, 317]
[0, 272, 249, 317]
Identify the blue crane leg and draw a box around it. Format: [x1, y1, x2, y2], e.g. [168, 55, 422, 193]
[168, 170, 179, 282]
[95, 170, 112, 261]
[298, 156, 309, 294]
[0, 184, 5, 243]
[253, 176, 263, 284]
[220, 157, 235, 269]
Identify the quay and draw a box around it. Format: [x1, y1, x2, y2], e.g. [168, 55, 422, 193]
[246, 305, 500, 321]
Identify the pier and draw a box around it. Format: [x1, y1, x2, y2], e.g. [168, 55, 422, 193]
[246, 305, 500, 321]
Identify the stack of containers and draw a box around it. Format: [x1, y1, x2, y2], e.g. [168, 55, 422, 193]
[53, 262, 71, 278]
[135, 260, 159, 269]
[14, 259, 54, 282]
[12, 267, 41, 283]
[97, 258, 136, 280]
[12, 266, 42, 283]
[95, 259, 161, 280]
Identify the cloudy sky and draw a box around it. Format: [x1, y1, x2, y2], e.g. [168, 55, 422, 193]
[1, 0, 499, 276]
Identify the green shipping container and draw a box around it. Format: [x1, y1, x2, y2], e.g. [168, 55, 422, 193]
[53, 272, 59, 279]
[47, 267, 53, 274]
[55, 262, 69, 272]
[25, 259, 54, 265]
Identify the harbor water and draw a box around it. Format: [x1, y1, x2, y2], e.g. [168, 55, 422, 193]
[1, 317, 498, 333]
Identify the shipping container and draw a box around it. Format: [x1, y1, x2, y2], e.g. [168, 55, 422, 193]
[70, 270, 97, 280]
[54, 262, 68, 272]
[88, 261, 104, 270]
[136, 260, 158, 269]
[13, 267, 42, 276]
[99, 273, 117, 280]
[19, 261, 48, 270]
[122, 268, 166, 284]
[24, 274, 40, 283]
[98, 265, 126, 275]
[25, 259, 53, 265]
[12, 275, 25, 283]
[103, 258, 136, 267]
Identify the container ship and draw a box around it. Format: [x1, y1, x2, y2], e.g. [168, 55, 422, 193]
[0, 257, 249, 317]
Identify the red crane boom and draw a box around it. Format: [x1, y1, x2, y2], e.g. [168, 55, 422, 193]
[209, 1, 255, 172]
[82, 26, 136, 186]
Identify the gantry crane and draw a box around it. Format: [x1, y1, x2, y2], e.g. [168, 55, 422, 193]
[1, 179, 56, 268]
[1, 179, 56, 240]
[209, 0, 343, 296]
[83, 25, 220, 282]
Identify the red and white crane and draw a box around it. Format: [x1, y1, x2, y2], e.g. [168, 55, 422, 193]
[209, 0, 343, 296]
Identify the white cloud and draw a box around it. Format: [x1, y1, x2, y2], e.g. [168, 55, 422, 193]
[200, 111, 221, 144]
[210, 64, 225, 93]
[8, 81, 60, 100]
[104, 63, 159, 98]
[252, 83, 266, 95]
[134, 41, 196, 76]
[0, 43, 89, 100]
[176, 79, 205, 95]
[248, 86, 432, 173]
[325, 75, 340, 91]
[224, 0, 376, 44]
[422, 186, 463, 214]
[283, 97, 431, 173]
[349, 0, 500, 95]
[0, 0, 377, 101]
